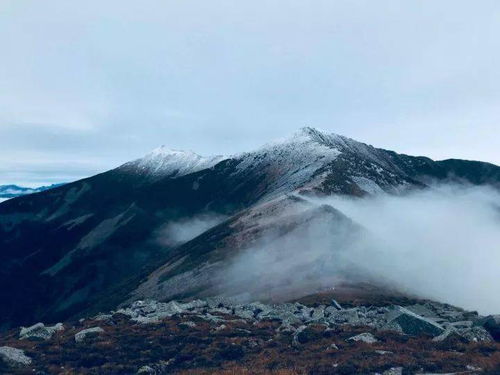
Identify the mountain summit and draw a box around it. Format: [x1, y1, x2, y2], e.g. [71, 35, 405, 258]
[0, 128, 499, 328]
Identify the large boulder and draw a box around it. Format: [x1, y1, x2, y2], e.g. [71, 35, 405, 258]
[476, 315, 500, 341]
[384, 306, 444, 337]
[0, 346, 32, 368]
[382, 306, 445, 336]
[19, 322, 64, 341]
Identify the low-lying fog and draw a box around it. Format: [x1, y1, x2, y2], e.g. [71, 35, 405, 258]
[223, 184, 500, 314]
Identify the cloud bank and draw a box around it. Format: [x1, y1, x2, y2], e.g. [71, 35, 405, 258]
[223, 185, 500, 314]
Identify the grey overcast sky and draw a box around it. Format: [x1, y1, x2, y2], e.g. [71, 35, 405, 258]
[0, 0, 499, 186]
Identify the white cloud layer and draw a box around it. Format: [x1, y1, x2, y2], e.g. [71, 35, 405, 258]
[223, 185, 500, 314]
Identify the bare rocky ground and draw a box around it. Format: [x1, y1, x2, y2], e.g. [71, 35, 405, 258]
[1, 290, 500, 375]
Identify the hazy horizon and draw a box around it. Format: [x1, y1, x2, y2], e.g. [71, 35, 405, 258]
[1, 1, 499, 185]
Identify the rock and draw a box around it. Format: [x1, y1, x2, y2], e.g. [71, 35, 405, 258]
[347, 332, 378, 344]
[292, 325, 307, 346]
[19, 322, 64, 341]
[93, 313, 113, 321]
[448, 320, 473, 329]
[0, 346, 32, 367]
[196, 312, 226, 323]
[375, 350, 393, 355]
[118, 300, 192, 324]
[384, 306, 444, 337]
[432, 328, 465, 343]
[137, 365, 155, 374]
[277, 322, 296, 332]
[433, 326, 492, 343]
[214, 324, 227, 331]
[331, 299, 342, 310]
[383, 367, 403, 375]
[476, 315, 500, 341]
[309, 306, 325, 321]
[179, 321, 196, 328]
[327, 343, 339, 350]
[327, 308, 362, 325]
[136, 360, 173, 374]
[75, 327, 104, 343]
[257, 303, 303, 325]
[181, 299, 207, 310]
[458, 326, 493, 342]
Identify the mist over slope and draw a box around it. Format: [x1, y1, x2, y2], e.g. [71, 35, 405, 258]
[220, 185, 500, 314]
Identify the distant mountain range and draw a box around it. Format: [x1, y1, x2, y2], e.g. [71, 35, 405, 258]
[0, 127, 499, 329]
[0, 183, 65, 200]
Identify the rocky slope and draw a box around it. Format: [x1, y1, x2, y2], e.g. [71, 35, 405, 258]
[1, 291, 499, 374]
[1, 127, 499, 330]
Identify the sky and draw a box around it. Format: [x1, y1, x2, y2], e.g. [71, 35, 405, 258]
[0, 0, 499, 186]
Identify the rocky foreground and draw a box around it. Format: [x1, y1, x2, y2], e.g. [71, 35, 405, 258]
[1, 296, 500, 374]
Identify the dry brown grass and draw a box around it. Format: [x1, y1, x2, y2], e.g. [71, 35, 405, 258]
[0, 311, 499, 375]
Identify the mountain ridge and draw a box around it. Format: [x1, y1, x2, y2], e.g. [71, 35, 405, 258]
[0, 127, 499, 329]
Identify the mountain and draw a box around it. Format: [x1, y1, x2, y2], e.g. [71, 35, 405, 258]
[0, 127, 499, 329]
[0, 183, 64, 201]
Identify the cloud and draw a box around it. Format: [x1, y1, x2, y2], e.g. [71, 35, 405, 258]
[1, 0, 500, 186]
[222, 184, 500, 314]
[157, 214, 227, 247]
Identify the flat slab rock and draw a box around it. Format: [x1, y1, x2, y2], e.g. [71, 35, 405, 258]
[385, 306, 445, 336]
[0, 346, 32, 367]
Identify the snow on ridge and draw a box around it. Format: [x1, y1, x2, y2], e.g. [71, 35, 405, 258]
[125, 146, 228, 178]
[233, 127, 343, 199]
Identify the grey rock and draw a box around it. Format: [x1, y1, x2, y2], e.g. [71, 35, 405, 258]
[331, 299, 342, 310]
[476, 314, 500, 340]
[347, 332, 378, 344]
[375, 350, 393, 355]
[432, 326, 492, 343]
[328, 308, 361, 325]
[136, 359, 172, 375]
[432, 328, 463, 342]
[309, 306, 326, 321]
[458, 326, 493, 342]
[214, 324, 227, 331]
[234, 302, 271, 320]
[384, 306, 444, 336]
[75, 327, 104, 343]
[181, 299, 207, 310]
[93, 313, 113, 321]
[383, 368, 403, 375]
[118, 300, 191, 324]
[257, 303, 303, 325]
[0, 346, 32, 367]
[292, 325, 307, 346]
[448, 320, 473, 329]
[179, 321, 196, 328]
[19, 322, 64, 341]
[137, 365, 155, 374]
